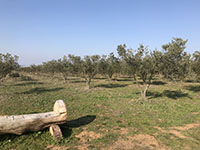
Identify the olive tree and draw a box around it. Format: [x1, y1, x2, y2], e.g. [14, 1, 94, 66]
[81, 55, 100, 89]
[57, 56, 71, 83]
[42, 60, 59, 76]
[68, 54, 82, 76]
[117, 44, 160, 100]
[161, 38, 190, 80]
[191, 51, 200, 81]
[99, 53, 119, 80]
[117, 44, 139, 79]
[57, 55, 82, 83]
[0, 53, 19, 81]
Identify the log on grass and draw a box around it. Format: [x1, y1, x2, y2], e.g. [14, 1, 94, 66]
[0, 100, 67, 135]
[50, 124, 63, 140]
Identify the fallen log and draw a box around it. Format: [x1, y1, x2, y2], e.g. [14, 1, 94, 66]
[0, 100, 67, 135]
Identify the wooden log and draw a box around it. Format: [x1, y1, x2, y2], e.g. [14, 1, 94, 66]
[49, 124, 63, 140]
[0, 100, 67, 135]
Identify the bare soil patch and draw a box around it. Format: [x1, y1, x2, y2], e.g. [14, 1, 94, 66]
[171, 123, 200, 131]
[120, 128, 129, 135]
[154, 127, 187, 139]
[191, 112, 199, 115]
[75, 130, 103, 143]
[46, 145, 68, 150]
[154, 123, 200, 139]
[109, 134, 168, 150]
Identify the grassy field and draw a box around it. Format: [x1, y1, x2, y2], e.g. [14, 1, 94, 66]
[0, 73, 200, 150]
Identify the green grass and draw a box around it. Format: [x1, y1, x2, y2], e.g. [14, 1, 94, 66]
[0, 73, 200, 150]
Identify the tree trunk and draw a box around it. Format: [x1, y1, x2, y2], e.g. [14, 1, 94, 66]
[87, 78, 91, 89]
[0, 100, 67, 135]
[139, 83, 150, 101]
[108, 74, 113, 81]
[140, 89, 145, 101]
[62, 73, 68, 83]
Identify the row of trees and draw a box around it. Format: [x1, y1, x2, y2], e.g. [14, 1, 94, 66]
[1, 38, 200, 100]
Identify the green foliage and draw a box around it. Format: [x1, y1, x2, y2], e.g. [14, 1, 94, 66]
[0, 53, 19, 80]
[16, 37, 199, 85]
[99, 53, 119, 79]
[161, 38, 190, 80]
[68, 54, 82, 76]
[191, 51, 200, 81]
[81, 55, 100, 88]
[42, 60, 59, 75]
[117, 44, 160, 100]
[57, 55, 82, 82]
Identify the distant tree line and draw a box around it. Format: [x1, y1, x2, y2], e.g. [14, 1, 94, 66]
[1, 38, 200, 100]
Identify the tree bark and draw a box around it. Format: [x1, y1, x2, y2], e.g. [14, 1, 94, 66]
[143, 83, 150, 98]
[0, 100, 67, 135]
[139, 83, 150, 101]
[85, 77, 91, 89]
[108, 73, 113, 81]
[62, 73, 68, 83]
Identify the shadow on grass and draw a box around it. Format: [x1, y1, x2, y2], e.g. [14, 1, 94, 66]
[185, 85, 200, 92]
[60, 115, 96, 138]
[133, 81, 167, 85]
[147, 90, 192, 99]
[151, 81, 167, 85]
[0, 133, 19, 142]
[94, 83, 128, 88]
[94, 77, 107, 80]
[17, 87, 64, 94]
[116, 78, 133, 82]
[15, 81, 44, 86]
[185, 80, 199, 83]
[65, 115, 96, 128]
[70, 80, 86, 83]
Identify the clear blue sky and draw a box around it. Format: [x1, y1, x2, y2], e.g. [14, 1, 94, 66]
[0, 0, 200, 66]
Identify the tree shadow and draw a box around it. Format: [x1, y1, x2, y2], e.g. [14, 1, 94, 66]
[185, 85, 200, 92]
[147, 91, 163, 99]
[133, 81, 167, 85]
[70, 80, 86, 83]
[151, 81, 167, 85]
[147, 90, 192, 99]
[17, 87, 64, 94]
[94, 83, 128, 88]
[94, 77, 107, 80]
[60, 115, 96, 138]
[15, 81, 44, 86]
[185, 80, 199, 83]
[163, 90, 191, 99]
[116, 78, 133, 82]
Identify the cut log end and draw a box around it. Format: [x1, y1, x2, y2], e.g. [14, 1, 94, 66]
[54, 100, 67, 114]
[49, 124, 63, 140]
